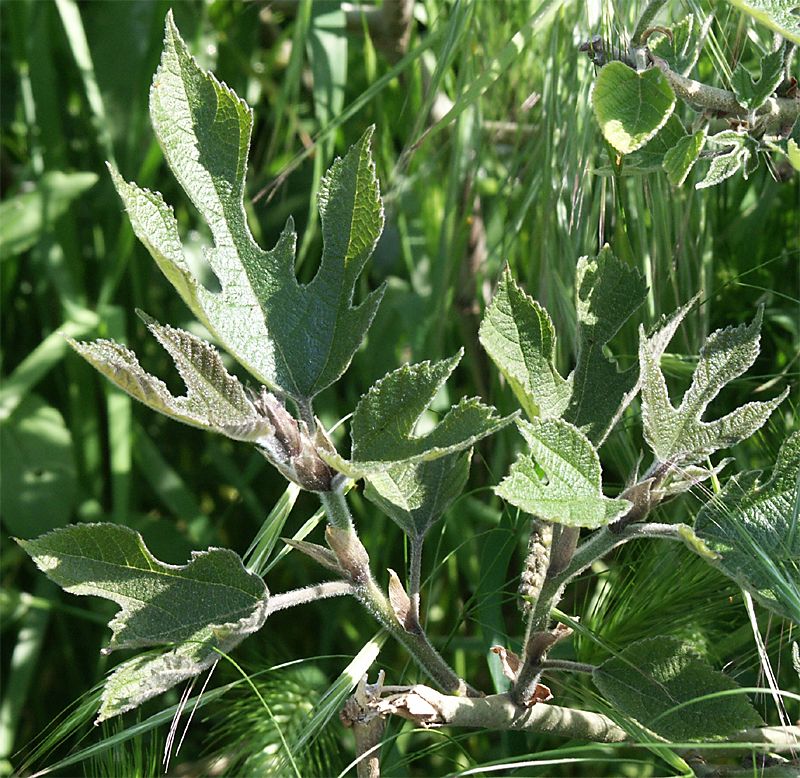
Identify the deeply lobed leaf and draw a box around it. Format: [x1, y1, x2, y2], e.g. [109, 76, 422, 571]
[731, 48, 785, 111]
[495, 418, 630, 528]
[113, 11, 384, 405]
[17, 523, 269, 720]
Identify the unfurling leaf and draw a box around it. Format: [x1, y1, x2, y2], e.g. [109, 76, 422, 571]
[640, 306, 788, 467]
[480, 247, 646, 445]
[495, 418, 630, 528]
[113, 12, 384, 406]
[16, 523, 269, 720]
[696, 130, 757, 189]
[649, 14, 709, 76]
[693, 431, 800, 622]
[593, 637, 762, 740]
[364, 450, 471, 539]
[731, 48, 785, 111]
[322, 351, 515, 478]
[592, 62, 676, 154]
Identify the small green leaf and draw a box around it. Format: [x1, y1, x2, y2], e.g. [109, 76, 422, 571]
[620, 114, 688, 173]
[594, 637, 762, 740]
[17, 523, 269, 720]
[592, 62, 676, 155]
[640, 306, 788, 466]
[364, 450, 472, 539]
[731, 48, 785, 111]
[0, 171, 98, 262]
[114, 12, 385, 404]
[726, 0, 800, 45]
[649, 14, 708, 76]
[0, 395, 77, 538]
[478, 268, 570, 420]
[564, 246, 648, 444]
[694, 432, 800, 622]
[663, 130, 707, 186]
[495, 418, 630, 528]
[323, 352, 515, 478]
[69, 315, 270, 442]
[696, 130, 756, 189]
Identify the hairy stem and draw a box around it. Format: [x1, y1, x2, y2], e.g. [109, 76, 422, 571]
[408, 536, 423, 625]
[265, 581, 355, 616]
[540, 659, 596, 674]
[320, 489, 477, 696]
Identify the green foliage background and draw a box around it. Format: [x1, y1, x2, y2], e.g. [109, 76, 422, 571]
[1, 0, 797, 775]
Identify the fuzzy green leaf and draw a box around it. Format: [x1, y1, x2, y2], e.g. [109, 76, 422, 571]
[495, 418, 630, 528]
[620, 114, 687, 173]
[69, 314, 270, 442]
[663, 130, 706, 185]
[323, 351, 515, 478]
[731, 48, 785, 111]
[594, 637, 762, 740]
[696, 130, 756, 189]
[113, 12, 384, 404]
[649, 14, 708, 76]
[364, 450, 471, 539]
[640, 306, 788, 466]
[478, 268, 570, 420]
[726, 0, 800, 45]
[17, 523, 269, 721]
[592, 62, 676, 155]
[694, 431, 800, 622]
[564, 246, 648, 444]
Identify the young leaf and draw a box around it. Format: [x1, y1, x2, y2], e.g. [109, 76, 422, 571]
[593, 637, 762, 740]
[731, 48, 785, 111]
[663, 130, 706, 186]
[619, 114, 687, 173]
[592, 62, 676, 155]
[16, 523, 269, 720]
[364, 450, 472, 540]
[478, 267, 570, 420]
[649, 14, 708, 76]
[322, 352, 515, 478]
[693, 431, 800, 622]
[113, 12, 384, 405]
[563, 246, 648, 444]
[640, 306, 788, 466]
[696, 130, 756, 189]
[69, 314, 271, 442]
[495, 418, 630, 528]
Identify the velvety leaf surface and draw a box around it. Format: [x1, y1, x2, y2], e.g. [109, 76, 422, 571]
[694, 431, 800, 622]
[113, 12, 384, 404]
[17, 523, 269, 720]
[726, 0, 800, 44]
[621, 114, 687, 173]
[495, 418, 630, 528]
[592, 63, 676, 154]
[640, 306, 788, 465]
[663, 130, 706, 186]
[696, 131, 756, 189]
[649, 14, 707, 76]
[324, 352, 515, 477]
[594, 637, 762, 740]
[478, 268, 569, 420]
[731, 48, 785, 111]
[364, 450, 471, 539]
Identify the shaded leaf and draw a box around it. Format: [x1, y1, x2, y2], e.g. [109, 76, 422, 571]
[323, 352, 515, 478]
[726, 0, 800, 45]
[592, 62, 676, 154]
[663, 130, 706, 185]
[17, 523, 269, 720]
[640, 306, 788, 466]
[364, 450, 471, 539]
[694, 431, 800, 622]
[594, 637, 762, 740]
[620, 114, 687, 173]
[495, 418, 630, 528]
[0, 395, 77, 538]
[649, 14, 709, 76]
[731, 48, 785, 111]
[478, 268, 569, 420]
[114, 12, 384, 404]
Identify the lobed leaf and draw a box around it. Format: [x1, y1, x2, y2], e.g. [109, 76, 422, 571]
[640, 306, 788, 466]
[663, 130, 706, 186]
[649, 14, 708, 76]
[478, 267, 569, 420]
[592, 62, 676, 155]
[693, 431, 800, 622]
[364, 450, 472, 539]
[17, 523, 269, 720]
[495, 418, 630, 528]
[113, 12, 384, 405]
[594, 637, 762, 740]
[323, 352, 515, 478]
[696, 130, 757, 189]
[731, 48, 785, 111]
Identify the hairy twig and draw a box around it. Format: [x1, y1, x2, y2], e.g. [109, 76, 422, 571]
[266, 581, 355, 615]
